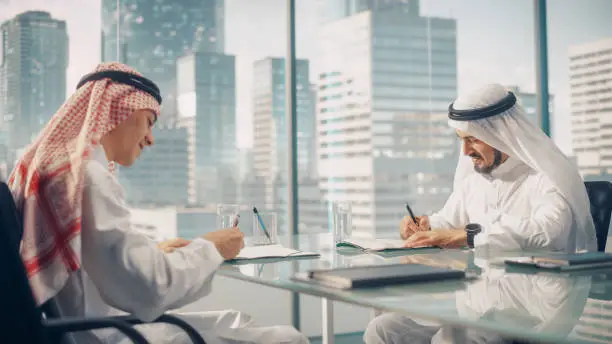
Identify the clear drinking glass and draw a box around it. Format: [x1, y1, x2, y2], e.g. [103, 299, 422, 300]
[217, 204, 240, 228]
[332, 201, 352, 244]
[252, 211, 278, 245]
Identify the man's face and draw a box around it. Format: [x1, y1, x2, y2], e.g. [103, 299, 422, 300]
[456, 129, 503, 174]
[101, 109, 156, 166]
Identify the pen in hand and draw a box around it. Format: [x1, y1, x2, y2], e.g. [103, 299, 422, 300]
[405, 203, 418, 224]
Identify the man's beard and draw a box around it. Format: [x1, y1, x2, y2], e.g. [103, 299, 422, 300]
[472, 149, 503, 174]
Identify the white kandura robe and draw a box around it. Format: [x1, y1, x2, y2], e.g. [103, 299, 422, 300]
[428, 157, 577, 252]
[52, 147, 308, 344]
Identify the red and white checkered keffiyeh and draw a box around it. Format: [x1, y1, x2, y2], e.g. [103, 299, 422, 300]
[8, 62, 161, 305]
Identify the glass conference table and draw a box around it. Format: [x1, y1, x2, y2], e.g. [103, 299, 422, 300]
[219, 234, 612, 344]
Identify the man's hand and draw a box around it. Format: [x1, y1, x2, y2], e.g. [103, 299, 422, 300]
[399, 215, 430, 240]
[403, 229, 467, 249]
[202, 227, 245, 260]
[158, 237, 191, 253]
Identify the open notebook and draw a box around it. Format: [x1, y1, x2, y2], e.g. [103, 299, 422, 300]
[233, 244, 320, 261]
[336, 237, 435, 252]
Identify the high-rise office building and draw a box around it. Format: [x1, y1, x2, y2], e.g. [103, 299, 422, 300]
[101, 0, 224, 101]
[252, 58, 315, 183]
[251, 58, 318, 228]
[268, 175, 326, 235]
[317, 6, 458, 234]
[569, 37, 612, 180]
[238, 175, 267, 208]
[506, 85, 555, 127]
[0, 126, 8, 180]
[0, 11, 68, 154]
[118, 122, 190, 206]
[237, 148, 255, 183]
[319, 0, 419, 24]
[0, 67, 5, 129]
[177, 51, 237, 204]
[302, 84, 318, 178]
[0, 76, 8, 177]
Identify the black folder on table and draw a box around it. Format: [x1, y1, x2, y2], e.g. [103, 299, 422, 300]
[305, 263, 466, 289]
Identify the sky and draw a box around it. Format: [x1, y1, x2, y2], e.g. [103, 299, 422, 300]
[1, 0, 612, 153]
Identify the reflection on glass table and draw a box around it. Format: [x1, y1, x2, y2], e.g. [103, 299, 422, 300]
[219, 234, 610, 343]
[364, 260, 591, 344]
[570, 273, 612, 343]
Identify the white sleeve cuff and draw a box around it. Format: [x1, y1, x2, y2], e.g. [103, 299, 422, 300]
[474, 231, 488, 248]
[428, 214, 445, 229]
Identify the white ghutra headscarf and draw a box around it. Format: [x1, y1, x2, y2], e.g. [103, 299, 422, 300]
[447, 83, 597, 253]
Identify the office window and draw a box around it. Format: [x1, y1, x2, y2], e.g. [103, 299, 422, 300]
[548, 0, 612, 184]
[298, 0, 535, 235]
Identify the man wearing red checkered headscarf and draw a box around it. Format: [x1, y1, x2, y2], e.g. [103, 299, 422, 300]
[8, 62, 308, 344]
[9, 62, 162, 304]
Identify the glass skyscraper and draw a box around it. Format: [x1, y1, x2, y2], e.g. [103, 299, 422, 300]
[252, 58, 315, 183]
[101, 0, 224, 99]
[177, 52, 237, 204]
[0, 11, 68, 156]
[118, 123, 191, 206]
[318, 0, 419, 23]
[317, 5, 458, 234]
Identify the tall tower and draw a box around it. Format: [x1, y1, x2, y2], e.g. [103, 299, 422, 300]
[101, 0, 225, 105]
[176, 52, 237, 204]
[118, 122, 190, 206]
[569, 37, 612, 180]
[252, 58, 314, 183]
[317, 6, 458, 234]
[0, 11, 68, 154]
[319, 0, 419, 23]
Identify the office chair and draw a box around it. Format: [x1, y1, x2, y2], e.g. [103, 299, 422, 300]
[0, 181, 150, 343]
[584, 181, 612, 252]
[0, 181, 206, 344]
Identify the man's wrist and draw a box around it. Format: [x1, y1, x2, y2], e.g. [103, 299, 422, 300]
[455, 229, 468, 247]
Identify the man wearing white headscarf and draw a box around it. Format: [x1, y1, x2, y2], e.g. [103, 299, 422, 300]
[399, 83, 597, 253]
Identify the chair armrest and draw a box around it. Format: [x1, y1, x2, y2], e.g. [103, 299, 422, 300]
[111, 314, 206, 344]
[43, 317, 149, 344]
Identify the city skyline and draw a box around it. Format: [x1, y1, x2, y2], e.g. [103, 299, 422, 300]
[2, 2, 612, 339]
[2, 0, 612, 154]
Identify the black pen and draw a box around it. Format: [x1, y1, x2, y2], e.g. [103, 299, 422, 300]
[405, 203, 418, 224]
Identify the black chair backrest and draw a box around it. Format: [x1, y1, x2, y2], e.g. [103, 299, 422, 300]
[584, 181, 612, 252]
[0, 181, 48, 343]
